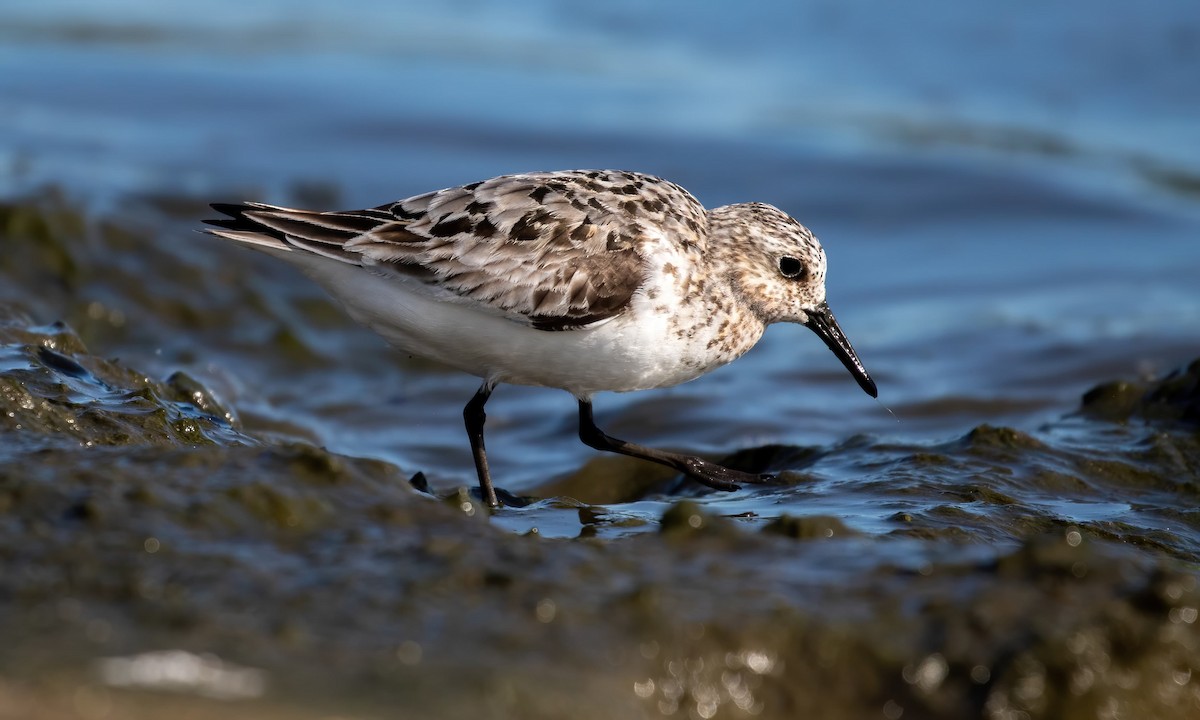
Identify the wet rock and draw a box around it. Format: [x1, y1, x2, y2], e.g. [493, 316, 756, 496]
[659, 500, 740, 540]
[536, 455, 677, 505]
[1, 196, 1198, 719]
[165, 371, 238, 427]
[0, 192, 85, 295]
[963, 424, 1046, 451]
[1080, 357, 1200, 425]
[0, 395, 1198, 720]
[717, 443, 822, 475]
[762, 514, 860, 540]
[0, 318, 246, 447]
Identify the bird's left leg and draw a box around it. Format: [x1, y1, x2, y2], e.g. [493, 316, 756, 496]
[576, 399, 774, 491]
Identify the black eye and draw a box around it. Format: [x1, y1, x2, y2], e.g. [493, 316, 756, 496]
[778, 256, 805, 279]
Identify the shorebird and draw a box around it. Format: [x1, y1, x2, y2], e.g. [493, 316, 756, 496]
[205, 170, 876, 506]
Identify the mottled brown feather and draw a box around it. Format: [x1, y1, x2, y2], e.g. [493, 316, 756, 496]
[209, 170, 709, 331]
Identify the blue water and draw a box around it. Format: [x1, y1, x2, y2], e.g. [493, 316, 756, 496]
[1, 0, 1198, 529]
[4, 1, 1198, 199]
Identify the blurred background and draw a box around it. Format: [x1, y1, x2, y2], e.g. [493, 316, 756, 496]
[1, 0, 1198, 510]
[3, 2, 1200, 717]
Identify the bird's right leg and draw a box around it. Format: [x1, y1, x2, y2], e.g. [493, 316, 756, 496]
[463, 383, 498, 507]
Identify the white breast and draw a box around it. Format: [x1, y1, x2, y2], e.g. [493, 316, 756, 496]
[269, 238, 765, 397]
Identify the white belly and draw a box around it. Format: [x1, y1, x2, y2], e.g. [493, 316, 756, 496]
[276, 250, 764, 397]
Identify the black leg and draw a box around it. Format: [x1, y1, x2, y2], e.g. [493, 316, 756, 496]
[577, 399, 773, 491]
[463, 384, 498, 507]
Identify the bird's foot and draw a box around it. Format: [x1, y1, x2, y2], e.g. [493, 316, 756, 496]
[468, 485, 531, 508]
[680, 457, 776, 491]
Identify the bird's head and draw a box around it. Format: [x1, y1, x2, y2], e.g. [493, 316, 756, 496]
[709, 202, 877, 398]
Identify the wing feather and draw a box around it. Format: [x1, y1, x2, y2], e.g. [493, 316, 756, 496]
[205, 170, 708, 331]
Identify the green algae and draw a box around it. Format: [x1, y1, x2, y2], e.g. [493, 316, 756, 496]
[0, 316, 245, 448]
[1080, 359, 1200, 426]
[1, 193, 1199, 718]
[11, 418, 1189, 719]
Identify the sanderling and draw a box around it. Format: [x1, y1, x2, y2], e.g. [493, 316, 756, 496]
[205, 170, 876, 507]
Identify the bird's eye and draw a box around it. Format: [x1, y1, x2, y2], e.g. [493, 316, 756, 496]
[778, 256, 805, 279]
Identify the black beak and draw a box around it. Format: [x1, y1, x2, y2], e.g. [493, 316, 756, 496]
[804, 301, 877, 398]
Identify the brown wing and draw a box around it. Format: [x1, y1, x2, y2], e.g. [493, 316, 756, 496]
[205, 170, 708, 330]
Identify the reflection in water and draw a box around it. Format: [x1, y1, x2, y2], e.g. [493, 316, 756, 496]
[638, 646, 778, 718]
[97, 650, 267, 700]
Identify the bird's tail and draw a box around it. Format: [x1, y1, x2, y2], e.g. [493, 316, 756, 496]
[203, 202, 296, 252]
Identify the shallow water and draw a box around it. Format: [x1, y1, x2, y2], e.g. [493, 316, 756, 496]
[1, 1, 1199, 718]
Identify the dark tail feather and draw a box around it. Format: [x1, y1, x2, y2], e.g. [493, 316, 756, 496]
[203, 203, 388, 264]
[204, 203, 288, 242]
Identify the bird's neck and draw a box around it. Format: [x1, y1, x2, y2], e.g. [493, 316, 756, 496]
[672, 247, 767, 366]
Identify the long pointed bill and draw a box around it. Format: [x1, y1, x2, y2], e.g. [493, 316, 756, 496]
[804, 301, 878, 398]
